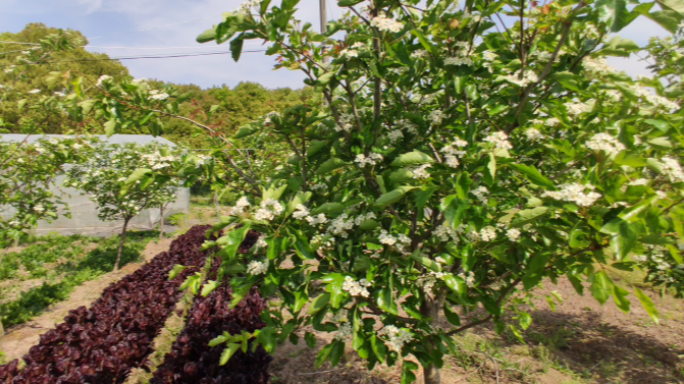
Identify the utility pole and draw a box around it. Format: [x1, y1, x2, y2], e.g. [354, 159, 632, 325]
[320, 0, 330, 64]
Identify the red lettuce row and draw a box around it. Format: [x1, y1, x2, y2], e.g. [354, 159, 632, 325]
[0, 225, 215, 384]
[150, 230, 271, 384]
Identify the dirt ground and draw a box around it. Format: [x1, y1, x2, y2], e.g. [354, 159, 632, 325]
[269, 277, 684, 384]
[0, 238, 174, 363]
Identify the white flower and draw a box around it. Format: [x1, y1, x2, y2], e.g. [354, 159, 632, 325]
[506, 228, 521, 242]
[388, 130, 404, 142]
[429, 110, 445, 125]
[379, 230, 397, 246]
[327, 213, 355, 237]
[433, 224, 459, 243]
[354, 152, 383, 167]
[656, 190, 668, 199]
[96, 75, 112, 87]
[370, 15, 404, 32]
[629, 178, 649, 186]
[342, 276, 370, 297]
[149, 92, 169, 101]
[411, 49, 428, 59]
[311, 183, 327, 192]
[480, 227, 497, 242]
[340, 49, 359, 58]
[583, 57, 615, 74]
[261, 199, 284, 215]
[255, 236, 268, 249]
[524, 128, 544, 141]
[444, 155, 460, 168]
[458, 271, 476, 288]
[483, 51, 497, 61]
[28, 89, 41, 94]
[33, 204, 45, 213]
[53, 91, 66, 97]
[306, 213, 328, 226]
[436, 256, 447, 264]
[379, 326, 412, 352]
[565, 101, 588, 116]
[247, 260, 269, 275]
[659, 157, 684, 183]
[292, 204, 310, 219]
[471, 186, 489, 204]
[545, 118, 560, 127]
[585, 133, 625, 155]
[483, 131, 512, 150]
[132, 78, 147, 84]
[466, 230, 480, 242]
[542, 183, 602, 207]
[503, 70, 538, 87]
[254, 208, 275, 221]
[444, 56, 473, 66]
[412, 164, 431, 179]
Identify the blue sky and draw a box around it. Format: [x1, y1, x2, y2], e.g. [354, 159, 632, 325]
[0, 0, 671, 90]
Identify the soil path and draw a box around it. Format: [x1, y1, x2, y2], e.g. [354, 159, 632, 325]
[0, 238, 174, 363]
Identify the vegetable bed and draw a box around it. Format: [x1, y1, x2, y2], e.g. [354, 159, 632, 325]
[0, 225, 214, 383]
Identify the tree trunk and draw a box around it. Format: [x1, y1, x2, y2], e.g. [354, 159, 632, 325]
[115, 217, 130, 271]
[159, 206, 165, 242]
[420, 293, 445, 384]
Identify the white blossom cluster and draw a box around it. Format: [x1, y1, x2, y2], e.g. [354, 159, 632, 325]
[254, 199, 284, 221]
[412, 164, 431, 179]
[444, 55, 474, 66]
[585, 133, 626, 155]
[458, 271, 476, 288]
[471, 186, 489, 204]
[629, 178, 650, 186]
[524, 128, 544, 141]
[290, 204, 328, 226]
[378, 229, 411, 252]
[411, 49, 428, 59]
[440, 138, 468, 168]
[96, 75, 112, 87]
[378, 326, 412, 352]
[479, 226, 497, 242]
[416, 271, 447, 291]
[311, 234, 335, 250]
[355, 152, 383, 167]
[483, 131, 512, 150]
[247, 259, 269, 275]
[238, 0, 259, 13]
[370, 15, 404, 32]
[342, 276, 371, 297]
[583, 57, 615, 74]
[632, 85, 680, 110]
[141, 151, 178, 170]
[327, 213, 356, 237]
[565, 101, 589, 115]
[658, 156, 684, 183]
[506, 228, 521, 242]
[542, 183, 602, 207]
[503, 69, 538, 87]
[433, 223, 461, 243]
[429, 110, 446, 125]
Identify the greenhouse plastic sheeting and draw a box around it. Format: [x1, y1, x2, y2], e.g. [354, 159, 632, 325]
[0, 134, 190, 236]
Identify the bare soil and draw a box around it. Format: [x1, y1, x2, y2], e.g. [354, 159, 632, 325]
[0, 238, 174, 363]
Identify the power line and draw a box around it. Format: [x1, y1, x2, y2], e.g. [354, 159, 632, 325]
[83, 43, 263, 50]
[0, 41, 39, 45]
[0, 49, 268, 68]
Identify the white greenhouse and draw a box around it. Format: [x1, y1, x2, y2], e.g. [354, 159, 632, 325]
[0, 134, 190, 236]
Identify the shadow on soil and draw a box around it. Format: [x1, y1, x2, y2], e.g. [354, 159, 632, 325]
[500, 309, 684, 384]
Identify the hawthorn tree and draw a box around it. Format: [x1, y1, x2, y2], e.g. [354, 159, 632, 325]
[183, 0, 684, 383]
[64, 141, 183, 270]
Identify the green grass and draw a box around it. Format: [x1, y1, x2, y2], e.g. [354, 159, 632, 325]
[0, 231, 158, 328]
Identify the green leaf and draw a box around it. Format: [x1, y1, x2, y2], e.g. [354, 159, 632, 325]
[589, 271, 613, 305]
[612, 284, 631, 313]
[370, 335, 388, 363]
[230, 35, 244, 62]
[281, 0, 300, 10]
[374, 186, 417, 207]
[410, 29, 433, 53]
[510, 164, 555, 190]
[120, 168, 152, 197]
[104, 119, 118, 137]
[315, 158, 348, 175]
[409, 250, 441, 272]
[659, 0, 684, 15]
[311, 203, 345, 215]
[209, 334, 227, 347]
[518, 311, 532, 330]
[308, 293, 330, 314]
[376, 288, 398, 315]
[401, 361, 419, 384]
[510, 207, 549, 227]
[329, 340, 345, 367]
[219, 343, 241, 365]
[596, 0, 630, 32]
[634, 287, 659, 324]
[218, 226, 251, 262]
[338, 0, 364, 6]
[307, 140, 327, 157]
[486, 153, 497, 182]
[305, 332, 317, 349]
[601, 36, 640, 57]
[443, 275, 466, 296]
[317, 72, 334, 85]
[391, 151, 434, 167]
[197, 27, 217, 43]
[201, 280, 221, 297]
[646, 9, 684, 33]
[79, 99, 97, 115]
[234, 125, 259, 139]
[444, 303, 461, 326]
[323, 273, 347, 308]
[168, 264, 188, 280]
[315, 343, 335, 369]
[552, 71, 581, 92]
